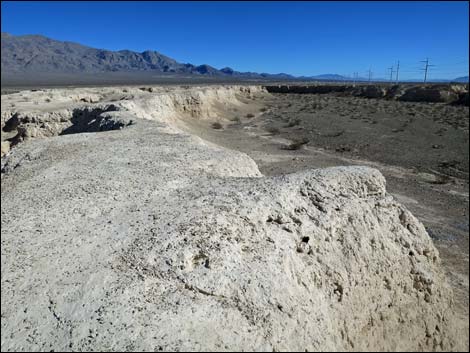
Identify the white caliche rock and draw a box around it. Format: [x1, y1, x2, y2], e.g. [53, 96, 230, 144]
[0, 86, 462, 351]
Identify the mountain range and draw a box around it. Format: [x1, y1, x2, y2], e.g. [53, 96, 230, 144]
[1, 32, 292, 79]
[1, 32, 468, 83]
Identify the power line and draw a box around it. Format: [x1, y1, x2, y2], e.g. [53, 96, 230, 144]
[420, 58, 436, 83]
[395, 60, 400, 83]
[367, 66, 373, 84]
[352, 72, 359, 86]
[388, 66, 395, 85]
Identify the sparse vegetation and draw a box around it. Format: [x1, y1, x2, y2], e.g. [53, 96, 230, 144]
[246, 113, 255, 118]
[230, 116, 241, 124]
[285, 118, 301, 127]
[282, 138, 309, 150]
[322, 130, 345, 137]
[266, 126, 281, 135]
[260, 107, 268, 112]
[431, 175, 451, 185]
[211, 122, 223, 129]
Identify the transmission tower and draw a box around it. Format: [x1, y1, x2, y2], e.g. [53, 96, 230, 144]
[395, 60, 400, 84]
[388, 66, 395, 85]
[353, 72, 358, 86]
[420, 58, 436, 83]
[367, 66, 373, 84]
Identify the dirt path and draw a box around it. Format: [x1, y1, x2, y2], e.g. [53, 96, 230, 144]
[179, 92, 469, 348]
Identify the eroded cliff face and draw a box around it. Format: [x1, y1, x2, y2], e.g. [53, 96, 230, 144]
[265, 84, 469, 104]
[0, 85, 266, 155]
[0, 85, 463, 351]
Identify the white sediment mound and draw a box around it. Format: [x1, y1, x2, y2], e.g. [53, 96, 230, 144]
[0, 86, 462, 351]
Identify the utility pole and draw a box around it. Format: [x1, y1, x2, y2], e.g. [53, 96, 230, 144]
[420, 58, 435, 84]
[395, 60, 400, 84]
[367, 66, 372, 84]
[388, 66, 394, 85]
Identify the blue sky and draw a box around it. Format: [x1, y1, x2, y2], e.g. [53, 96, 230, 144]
[1, 1, 469, 79]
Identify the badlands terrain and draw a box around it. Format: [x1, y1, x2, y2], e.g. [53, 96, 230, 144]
[1, 83, 468, 351]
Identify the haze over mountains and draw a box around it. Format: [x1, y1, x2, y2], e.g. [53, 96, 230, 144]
[1, 33, 468, 84]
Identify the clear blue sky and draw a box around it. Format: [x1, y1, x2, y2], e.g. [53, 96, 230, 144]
[2, 1, 469, 79]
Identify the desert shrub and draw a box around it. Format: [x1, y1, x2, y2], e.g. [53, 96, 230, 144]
[230, 116, 241, 124]
[260, 107, 268, 112]
[266, 126, 281, 135]
[246, 113, 255, 118]
[432, 175, 451, 185]
[286, 118, 301, 127]
[211, 122, 223, 129]
[282, 138, 309, 150]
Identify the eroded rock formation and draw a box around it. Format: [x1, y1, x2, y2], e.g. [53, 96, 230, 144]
[0, 85, 463, 351]
[264, 84, 469, 105]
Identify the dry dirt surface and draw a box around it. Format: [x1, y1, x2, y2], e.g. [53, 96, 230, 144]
[1, 84, 468, 351]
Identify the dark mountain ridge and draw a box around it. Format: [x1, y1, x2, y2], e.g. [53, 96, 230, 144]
[1, 33, 467, 83]
[1, 32, 293, 79]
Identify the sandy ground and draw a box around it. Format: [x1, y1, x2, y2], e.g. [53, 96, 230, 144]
[178, 91, 469, 345]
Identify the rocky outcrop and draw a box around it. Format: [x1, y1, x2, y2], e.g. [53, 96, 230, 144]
[265, 85, 348, 94]
[1, 85, 266, 149]
[455, 92, 469, 106]
[264, 84, 469, 105]
[399, 86, 459, 103]
[354, 85, 387, 98]
[0, 85, 463, 351]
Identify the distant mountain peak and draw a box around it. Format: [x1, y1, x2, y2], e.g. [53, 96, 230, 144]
[452, 76, 469, 83]
[220, 67, 235, 75]
[1, 33, 217, 75]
